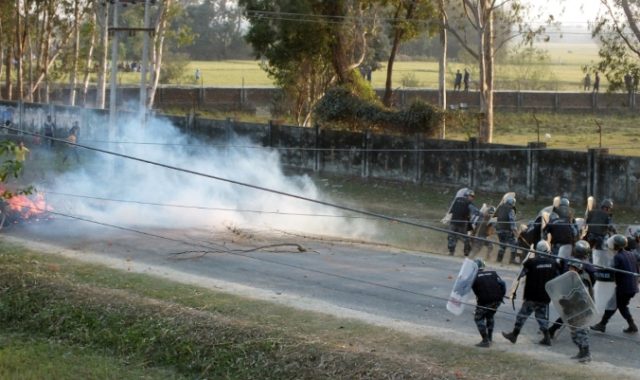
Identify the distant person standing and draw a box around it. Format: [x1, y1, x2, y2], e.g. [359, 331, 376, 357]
[43, 115, 55, 148]
[463, 69, 470, 92]
[454, 70, 462, 91]
[593, 72, 600, 93]
[195, 68, 201, 84]
[583, 73, 591, 91]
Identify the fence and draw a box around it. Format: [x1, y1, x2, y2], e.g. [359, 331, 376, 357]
[1, 100, 638, 207]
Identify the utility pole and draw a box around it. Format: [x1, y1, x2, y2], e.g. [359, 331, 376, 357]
[109, 0, 120, 136]
[140, 0, 151, 112]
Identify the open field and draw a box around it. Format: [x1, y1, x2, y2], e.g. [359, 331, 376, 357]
[110, 42, 604, 91]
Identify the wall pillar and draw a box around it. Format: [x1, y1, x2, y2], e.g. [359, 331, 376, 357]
[527, 142, 546, 199]
[588, 148, 609, 199]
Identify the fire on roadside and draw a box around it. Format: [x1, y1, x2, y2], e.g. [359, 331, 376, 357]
[0, 186, 53, 222]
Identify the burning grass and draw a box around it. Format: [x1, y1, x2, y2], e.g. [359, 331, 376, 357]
[0, 243, 633, 380]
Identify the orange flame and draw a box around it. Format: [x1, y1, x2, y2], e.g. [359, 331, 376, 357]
[0, 186, 52, 220]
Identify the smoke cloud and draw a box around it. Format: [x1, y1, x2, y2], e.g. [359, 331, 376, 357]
[39, 114, 377, 240]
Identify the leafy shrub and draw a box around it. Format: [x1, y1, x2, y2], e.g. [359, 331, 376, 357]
[314, 87, 441, 135]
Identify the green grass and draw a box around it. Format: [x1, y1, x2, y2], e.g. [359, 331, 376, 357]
[0, 241, 634, 380]
[107, 41, 604, 90]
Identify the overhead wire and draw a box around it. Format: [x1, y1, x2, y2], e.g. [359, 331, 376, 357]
[1, 127, 637, 344]
[16, 205, 640, 346]
[5, 125, 638, 279]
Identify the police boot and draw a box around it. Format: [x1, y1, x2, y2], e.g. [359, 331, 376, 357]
[508, 252, 518, 265]
[475, 332, 491, 348]
[496, 251, 505, 263]
[538, 330, 552, 346]
[623, 320, 638, 334]
[590, 322, 606, 333]
[548, 318, 562, 339]
[502, 328, 519, 344]
[571, 347, 591, 363]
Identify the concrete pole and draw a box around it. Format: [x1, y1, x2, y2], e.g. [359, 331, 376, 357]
[140, 0, 151, 113]
[109, 0, 119, 136]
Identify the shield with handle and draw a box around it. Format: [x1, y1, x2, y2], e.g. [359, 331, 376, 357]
[545, 271, 598, 328]
[441, 187, 470, 224]
[592, 248, 616, 315]
[446, 258, 479, 316]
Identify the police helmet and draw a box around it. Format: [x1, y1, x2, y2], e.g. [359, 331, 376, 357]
[560, 197, 570, 207]
[474, 258, 485, 270]
[609, 234, 627, 250]
[487, 206, 496, 215]
[536, 240, 551, 253]
[574, 240, 591, 259]
[601, 199, 613, 210]
[465, 189, 475, 198]
[506, 197, 516, 207]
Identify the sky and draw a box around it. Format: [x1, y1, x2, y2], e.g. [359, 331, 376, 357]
[533, 0, 603, 25]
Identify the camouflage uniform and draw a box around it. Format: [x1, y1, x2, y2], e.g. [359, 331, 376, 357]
[514, 300, 549, 331]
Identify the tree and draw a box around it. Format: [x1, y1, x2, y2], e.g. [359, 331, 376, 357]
[444, 0, 549, 143]
[241, 0, 379, 126]
[381, 0, 437, 107]
[592, 0, 640, 92]
[180, 0, 250, 60]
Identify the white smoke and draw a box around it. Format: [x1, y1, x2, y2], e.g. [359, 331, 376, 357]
[40, 115, 377, 240]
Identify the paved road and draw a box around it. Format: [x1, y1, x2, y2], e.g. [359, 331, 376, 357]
[6, 220, 640, 375]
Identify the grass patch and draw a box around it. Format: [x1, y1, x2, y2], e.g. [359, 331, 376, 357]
[0, 242, 633, 379]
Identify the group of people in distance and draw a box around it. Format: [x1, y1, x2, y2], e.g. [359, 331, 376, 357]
[445, 189, 640, 363]
[453, 69, 470, 92]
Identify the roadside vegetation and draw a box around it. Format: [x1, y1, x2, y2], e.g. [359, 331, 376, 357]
[0, 242, 634, 380]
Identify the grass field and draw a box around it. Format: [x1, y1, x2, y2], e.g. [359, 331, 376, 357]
[112, 42, 604, 91]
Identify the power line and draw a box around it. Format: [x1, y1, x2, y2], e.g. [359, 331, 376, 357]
[6, 126, 638, 279]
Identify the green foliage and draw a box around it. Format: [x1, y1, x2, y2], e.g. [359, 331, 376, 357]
[159, 53, 191, 84]
[591, 2, 640, 92]
[314, 87, 441, 134]
[400, 72, 422, 87]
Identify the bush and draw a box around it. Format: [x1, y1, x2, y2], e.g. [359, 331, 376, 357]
[314, 87, 441, 135]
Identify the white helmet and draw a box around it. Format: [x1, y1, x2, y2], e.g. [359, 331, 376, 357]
[536, 240, 551, 253]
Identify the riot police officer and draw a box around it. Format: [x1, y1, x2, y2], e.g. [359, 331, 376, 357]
[495, 196, 518, 264]
[586, 199, 615, 250]
[447, 189, 479, 256]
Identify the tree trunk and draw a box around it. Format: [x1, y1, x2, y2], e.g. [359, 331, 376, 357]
[383, 6, 404, 107]
[148, 0, 172, 108]
[438, 0, 447, 139]
[68, 0, 80, 106]
[96, 1, 109, 109]
[15, 0, 24, 101]
[82, 11, 97, 106]
[4, 44, 12, 100]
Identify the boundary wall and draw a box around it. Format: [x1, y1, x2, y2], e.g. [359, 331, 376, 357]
[0, 100, 637, 208]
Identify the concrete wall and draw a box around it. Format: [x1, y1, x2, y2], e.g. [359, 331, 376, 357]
[179, 117, 639, 207]
[5, 86, 640, 114]
[1, 100, 638, 207]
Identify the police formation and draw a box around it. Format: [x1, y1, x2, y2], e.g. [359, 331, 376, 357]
[444, 190, 640, 364]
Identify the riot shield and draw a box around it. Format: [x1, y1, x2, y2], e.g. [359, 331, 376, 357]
[592, 249, 616, 315]
[446, 258, 479, 316]
[558, 244, 572, 259]
[575, 217, 586, 239]
[442, 187, 470, 224]
[497, 192, 516, 207]
[545, 271, 598, 327]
